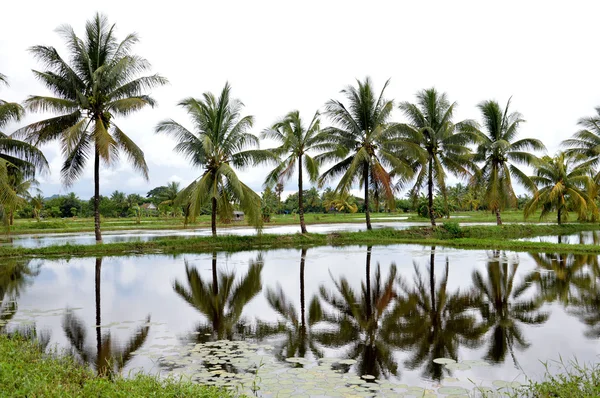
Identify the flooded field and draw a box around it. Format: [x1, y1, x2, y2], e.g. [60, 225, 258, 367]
[2, 244, 598, 396]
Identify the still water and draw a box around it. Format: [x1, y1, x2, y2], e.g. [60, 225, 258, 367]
[2, 245, 599, 397]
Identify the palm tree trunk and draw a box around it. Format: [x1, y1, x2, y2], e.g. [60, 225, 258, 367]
[428, 157, 436, 227]
[95, 257, 102, 375]
[557, 207, 562, 225]
[365, 246, 372, 318]
[364, 164, 372, 230]
[211, 251, 218, 296]
[211, 197, 217, 237]
[298, 156, 307, 234]
[430, 246, 436, 325]
[9, 210, 13, 226]
[300, 248, 306, 332]
[495, 207, 502, 225]
[94, 146, 102, 243]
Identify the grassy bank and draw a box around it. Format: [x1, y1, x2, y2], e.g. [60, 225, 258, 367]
[5, 210, 545, 236]
[0, 335, 232, 398]
[1, 223, 599, 259]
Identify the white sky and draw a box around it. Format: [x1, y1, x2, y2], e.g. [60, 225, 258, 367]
[1, 0, 599, 200]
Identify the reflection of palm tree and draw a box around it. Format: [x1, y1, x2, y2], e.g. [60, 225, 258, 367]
[394, 247, 486, 381]
[62, 258, 151, 377]
[314, 247, 401, 379]
[569, 281, 600, 338]
[174, 252, 263, 342]
[472, 251, 549, 365]
[260, 249, 323, 361]
[0, 258, 40, 331]
[525, 252, 593, 306]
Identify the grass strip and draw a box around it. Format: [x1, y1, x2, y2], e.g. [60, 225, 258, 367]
[1, 223, 599, 259]
[0, 334, 234, 398]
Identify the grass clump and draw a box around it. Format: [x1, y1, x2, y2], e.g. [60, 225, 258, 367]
[521, 359, 600, 397]
[0, 334, 233, 398]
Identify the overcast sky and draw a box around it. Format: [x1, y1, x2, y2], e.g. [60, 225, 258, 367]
[2, 0, 599, 200]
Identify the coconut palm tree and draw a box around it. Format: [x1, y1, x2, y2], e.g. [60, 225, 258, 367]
[258, 249, 324, 361]
[397, 88, 479, 226]
[16, 13, 167, 242]
[156, 83, 275, 236]
[312, 247, 403, 379]
[563, 107, 600, 181]
[524, 153, 597, 224]
[262, 111, 327, 233]
[158, 181, 180, 207]
[473, 99, 545, 225]
[0, 74, 48, 222]
[393, 248, 486, 381]
[472, 251, 549, 365]
[62, 257, 151, 377]
[317, 77, 412, 230]
[173, 253, 263, 342]
[30, 193, 44, 221]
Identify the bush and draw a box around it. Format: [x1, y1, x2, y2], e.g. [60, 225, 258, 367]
[417, 196, 449, 219]
[439, 222, 463, 238]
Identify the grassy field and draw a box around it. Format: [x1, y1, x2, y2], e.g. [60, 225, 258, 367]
[0, 335, 233, 398]
[1, 223, 599, 259]
[6, 210, 546, 236]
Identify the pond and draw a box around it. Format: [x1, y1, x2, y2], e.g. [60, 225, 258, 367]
[2, 245, 599, 397]
[519, 230, 600, 245]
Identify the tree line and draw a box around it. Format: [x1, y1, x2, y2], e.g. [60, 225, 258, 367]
[1, 13, 599, 240]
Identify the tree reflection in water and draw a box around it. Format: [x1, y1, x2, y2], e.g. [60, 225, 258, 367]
[173, 252, 263, 343]
[472, 251, 548, 366]
[258, 248, 324, 362]
[393, 247, 486, 382]
[313, 246, 402, 379]
[62, 257, 151, 377]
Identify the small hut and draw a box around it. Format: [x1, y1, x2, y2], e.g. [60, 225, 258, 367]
[233, 211, 245, 221]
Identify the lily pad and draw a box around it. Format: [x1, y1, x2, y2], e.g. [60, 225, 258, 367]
[445, 362, 471, 370]
[433, 357, 457, 364]
[438, 386, 469, 394]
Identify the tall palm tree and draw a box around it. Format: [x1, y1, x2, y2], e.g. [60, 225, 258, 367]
[312, 247, 403, 379]
[472, 251, 549, 365]
[317, 77, 412, 230]
[0, 74, 48, 221]
[16, 13, 167, 242]
[62, 257, 151, 377]
[524, 153, 597, 224]
[262, 111, 326, 233]
[393, 247, 487, 381]
[563, 107, 600, 182]
[156, 83, 275, 236]
[173, 253, 263, 342]
[259, 249, 324, 361]
[397, 88, 479, 226]
[473, 99, 545, 225]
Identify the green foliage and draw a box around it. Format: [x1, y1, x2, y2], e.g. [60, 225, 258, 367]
[0, 335, 233, 397]
[261, 187, 278, 222]
[417, 195, 448, 219]
[523, 359, 600, 398]
[439, 222, 463, 238]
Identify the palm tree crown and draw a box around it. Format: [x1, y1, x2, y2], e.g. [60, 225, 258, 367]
[262, 110, 325, 233]
[474, 99, 545, 224]
[563, 107, 600, 178]
[318, 77, 411, 230]
[156, 82, 275, 236]
[15, 13, 166, 242]
[397, 88, 479, 226]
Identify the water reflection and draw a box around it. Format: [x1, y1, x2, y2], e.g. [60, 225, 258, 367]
[314, 247, 401, 379]
[0, 258, 40, 331]
[394, 247, 487, 381]
[174, 252, 263, 342]
[62, 258, 151, 377]
[259, 248, 324, 362]
[472, 251, 549, 365]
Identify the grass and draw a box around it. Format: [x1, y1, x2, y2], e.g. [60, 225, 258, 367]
[520, 358, 600, 397]
[0, 334, 234, 398]
[1, 223, 599, 259]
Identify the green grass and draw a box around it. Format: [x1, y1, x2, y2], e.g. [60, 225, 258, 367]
[0, 334, 234, 398]
[1, 223, 599, 259]
[520, 359, 600, 398]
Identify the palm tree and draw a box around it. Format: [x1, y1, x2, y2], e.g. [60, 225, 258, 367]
[262, 111, 326, 233]
[317, 77, 412, 230]
[0, 74, 48, 222]
[473, 99, 545, 225]
[259, 249, 324, 361]
[393, 247, 486, 381]
[16, 13, 167, 242]
[173, 253, 263, 342]
[62, 257, 151, 377]
[158, 181, 180, 207]
[563, 107, 600, 182]
[524, 153, 597, 224]
[5, 171, 39, 226]
[30, 193, 44, 221]
[326, 191, 358, 214]
[472, 251, 549, 365]
[397, 88, 479, 226]
[156, 83, 275, 236]
[313, 247, 403, 379]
